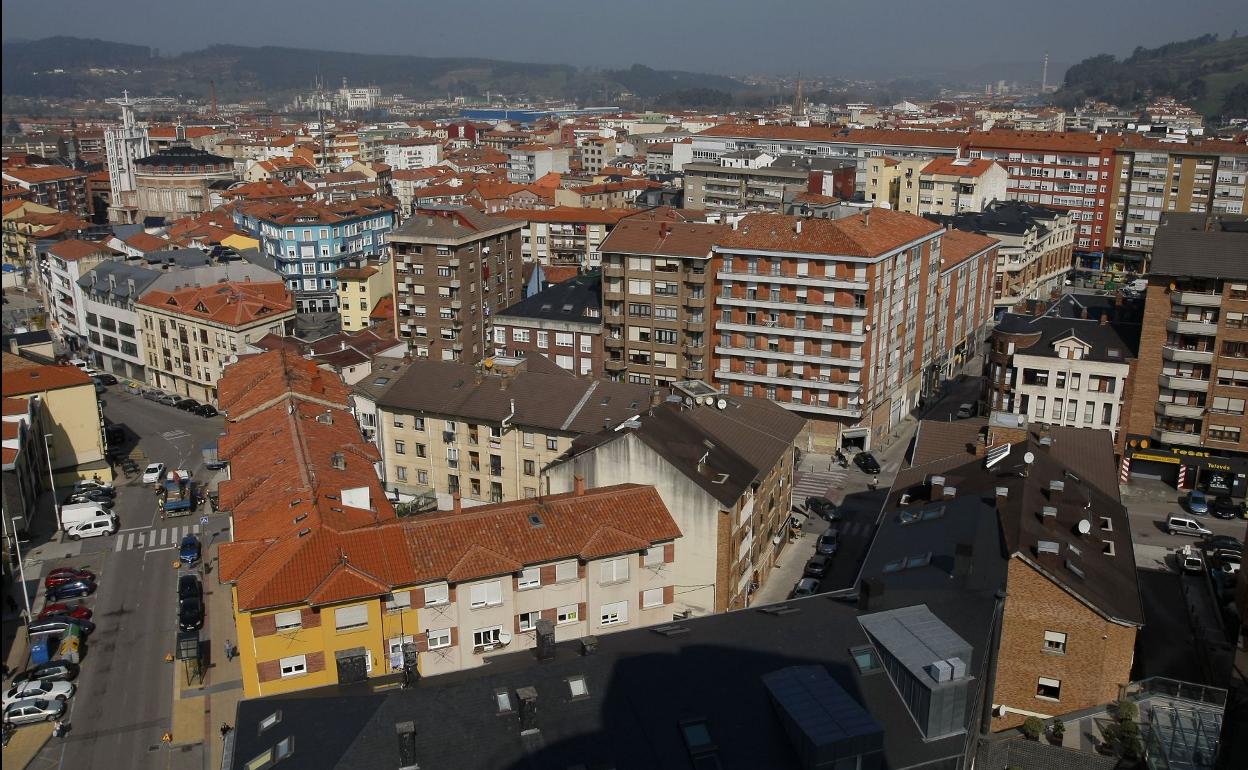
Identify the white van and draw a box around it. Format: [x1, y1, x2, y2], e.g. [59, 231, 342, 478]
[60, 502, 116, 533]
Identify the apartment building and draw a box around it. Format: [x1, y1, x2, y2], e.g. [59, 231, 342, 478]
[2, 395, 49, 543]
[389, 207, 524, 361]
[382, 137, 444, 170]
[334, 260, 393, 331]
[965, 130, 1121, 262]
[683, 154, 855, 212]
[359, 355, 652, 505]
[498, 207, 635, 270]
[932, 229, 1000, 381]
[898, 157, 1008, 217]
[1120, 213, 1248, 497]
[599, 220, 727, 386]
[35, 239, 122, 351]
[1108, 136, 1248, 271]
[132, 142, 238, 222]
[553, 179, 655, 209]
[491, 271, 604, 377]
[713, 209, 961, 451]
[894, 417, 1141, 729]
[136, 281, 295, 404]
[986, 295, 1141, 437]
[1, 165, 89, 217]
[506, 144, 571, 184]
[2, 354, 108, 486]
[231, 197, 398, 314]
[76, 260, 163, 380]
[547, 385, 803, 614]
[931, 200, 1075, 310]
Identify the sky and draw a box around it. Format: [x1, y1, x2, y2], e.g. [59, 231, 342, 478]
[1, 0, 1241, 78]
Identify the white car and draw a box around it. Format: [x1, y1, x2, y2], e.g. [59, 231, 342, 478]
[142, 463, 166, 484]
[66, 516, 118, 540]
[73, 479, 115, 495]
[3, 679, 75, 707]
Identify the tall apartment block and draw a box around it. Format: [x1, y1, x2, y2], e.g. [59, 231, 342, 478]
[712, 209, 967, 452]
[1120, 213, 1248, 498]
[389, 207, 523, 362]
[598, 220, 728, 386]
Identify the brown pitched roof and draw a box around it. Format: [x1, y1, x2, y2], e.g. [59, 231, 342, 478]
[45, 239, 118, 261]
[217, 349, 352, 421]
[921, 157, 1001, 178]
[137, 281, 293, 327]
[1, 359, 92, 396]
[717, 209, 941, 257]
[940, 229, 999, 269]
[497, 206, 636, 225]
[966, 129, 1123, 153]
[599, 220, 726, 258]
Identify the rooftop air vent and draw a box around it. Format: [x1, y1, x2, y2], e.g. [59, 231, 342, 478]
[1040, 505, 1057, 519]
[942, 486, 956, 498]
[293, 513, 308, 524]
[652, 624, 691, 637]
[1037, 540, 1060, 556]
[1049, 480, 1065, 493]
[1039, 436, 1053, 446]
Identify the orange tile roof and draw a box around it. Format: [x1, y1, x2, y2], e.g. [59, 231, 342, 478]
[369, 295, 394, 322]
[940, 228, 1000, 269]
[695, 123, 967, 148]
[497, 206, 636, 225]
[45, 239, 118, 261]
[137, 281, 293, 327]
[222, 178, 315, 201]
[718, 209, 942, 257]
[2, 396, 32, 416]
[333, 265, 378, 280]
[217, 349, 351, 420]
[1, 360, 92, 396]
[123, 232, 172, 252]
[3, 165, 86, 183]
[921, 157, 1001, 178]
[966, 129, 1123, 153]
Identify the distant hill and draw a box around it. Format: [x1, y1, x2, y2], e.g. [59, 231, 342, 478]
[1055, 34, 1248, 118]
[0, 37, 750, 108]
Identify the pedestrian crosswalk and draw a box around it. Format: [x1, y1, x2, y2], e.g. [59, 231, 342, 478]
[115, 523, 201, 552]
[791, 469, 848, 508]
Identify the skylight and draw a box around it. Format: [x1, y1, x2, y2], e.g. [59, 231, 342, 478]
[568, 676, 588, 699]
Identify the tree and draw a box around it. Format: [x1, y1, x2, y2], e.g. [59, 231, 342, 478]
[1022, 716, 1045, 740]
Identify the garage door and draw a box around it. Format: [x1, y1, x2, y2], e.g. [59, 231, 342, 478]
[1130, 458, 1179, 485]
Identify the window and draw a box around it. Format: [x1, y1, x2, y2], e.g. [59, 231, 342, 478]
[641, 588, 664, 608]
[279, 655, 307, 677]
[1043, 631, 1067, 654]
[469, 580, 503, 608]
[600, 557, 629, 584]
[555, 561, 578, 583]
[546, 436, 558, 451]
[522, 432, 535, 448]
[427, 627, 451, 649]
[258, 710, 282, 734]
[518, 567, 541, 590]
[473, 626, 502, 648]
[523, 459, 535, 476]
[567, 675, 589, 699]
[851, 646, 881, 673]
[334, 605, 369, 631]
[518, 611, 540, 632]
[557, 604, 579, 624]
[643, 546, 664, 567]
[274, 610, 301, 631]
[555, 332, 574, 347]
[1211, 396, 1246, 415]
[394, 440, 405, 454]
[599, 600, 628, 626]
[423, 583, 449, 605]
[1036, 677, 1062, 700]
[385, 591, 411, 612]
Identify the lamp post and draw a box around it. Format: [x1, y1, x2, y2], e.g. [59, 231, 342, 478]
[43, 433, 62, 533]
[3, 509, 33, 621]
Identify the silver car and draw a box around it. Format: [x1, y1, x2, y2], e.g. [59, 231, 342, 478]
[3, 696, 65, 725]
[3, 679, 75, 707]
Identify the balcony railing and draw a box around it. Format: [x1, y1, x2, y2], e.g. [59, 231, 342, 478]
[1152, 427, 1203, 447]
[1158, 373, 1210, 392]
[1166, 317, 1218, 336]
[1156, 402, 1205, 419]
[1161, 345, 1214, 364]
[1172, 291, 1221, 308]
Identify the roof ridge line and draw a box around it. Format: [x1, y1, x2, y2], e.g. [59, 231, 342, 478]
[560, 380, 600, 431]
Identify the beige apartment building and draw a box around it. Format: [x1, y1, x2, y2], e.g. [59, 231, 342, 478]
[389, 207, 524, 362]
[901, 157, 1009, 216]
[136, 281, 295, 404]
[498, 207, 635, 270]
[334, 259, 393, 331]
[599, 220, 728, 386]
[2, 355, 110, 485]
[356, 355, 652, 505]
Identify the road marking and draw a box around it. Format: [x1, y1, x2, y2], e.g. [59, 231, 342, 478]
[114, 536, 124, 552]
[158, 528, 168, 546]
[144, 546, 176, 556]
[160, 429, 190, 441]
[117, 526, 148, 533]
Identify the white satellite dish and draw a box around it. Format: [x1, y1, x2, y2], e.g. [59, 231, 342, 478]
[716, 398, 727, 410]
[1076, 519, 1092, 536]
[1023, 451, 1035, 464]
[498, 631, 513, 645]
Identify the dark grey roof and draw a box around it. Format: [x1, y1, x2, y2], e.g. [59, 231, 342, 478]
[4, 329, 52, 346]
[77, 260, 163, 301]
[928, 199, 1064, 238]
[390, 206, 523, 244]
[135, 143, 232, 168]
[1148, 213, 1248, 280]
[375, 357, 653, 434]
[142, 247, 211, 268]
[109, 224, 144, 242]
[496, 270, 601, 325]
[993, 308, 1141, 363]
[977, 735, 1117, 770]
[770, 155, 857, 172]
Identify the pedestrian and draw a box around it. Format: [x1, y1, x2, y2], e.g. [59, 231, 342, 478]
[53, 720, 65, 738]
[868, 476, 878, 492]
[220, 723, 232, 740]
[224, 639, 234, 662]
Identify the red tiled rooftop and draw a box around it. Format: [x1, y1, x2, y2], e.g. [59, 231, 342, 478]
[717, 209, 941, 257]
[137, 281, 293, 327]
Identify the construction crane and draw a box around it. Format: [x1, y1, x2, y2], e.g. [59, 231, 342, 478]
[105, 90, 177, 130]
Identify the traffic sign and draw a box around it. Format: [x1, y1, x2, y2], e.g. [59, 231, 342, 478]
[200, 516, 210, 525]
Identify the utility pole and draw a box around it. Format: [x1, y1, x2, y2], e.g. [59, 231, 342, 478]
[3, 508, 32, 620]
[43, 433, 61, 533]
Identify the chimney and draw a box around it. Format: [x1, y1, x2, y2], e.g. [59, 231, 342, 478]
[516, 687, 539, 734]
[863, 209, 870, 228]
[858, 577, 884, 611]
[1100, 313, 1109, 326]
[452, 491, 462, 514]
[954, 542, 974, 578]
[573, 474, 586, 497]
[395, 722, 417, 770]
[929, 475, 945, 501]
[995, 486, 1009, 503]
[795, 219, 803, 234]
[1080, 307, 1089, 319]
[649, 388, 664, 409]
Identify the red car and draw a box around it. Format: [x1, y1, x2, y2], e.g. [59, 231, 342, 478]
[37, 603, 93, 621]
[44, 568, 96, 590]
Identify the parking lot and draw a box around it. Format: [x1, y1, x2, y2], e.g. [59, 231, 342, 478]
[7, 384, 229, 770]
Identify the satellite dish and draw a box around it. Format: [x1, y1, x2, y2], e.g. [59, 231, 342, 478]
[1076, 519, 1092, 536]
[1023, 451, 1035, 464]
[716, 398, 727, 410]
[498, 631, 513, 645]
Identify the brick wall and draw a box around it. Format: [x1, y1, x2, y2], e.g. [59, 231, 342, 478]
[992, 557, 1137, 729]
[1121, 279, 1169, 442]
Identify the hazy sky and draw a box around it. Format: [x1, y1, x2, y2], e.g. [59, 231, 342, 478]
[2, 0, 1241, 77]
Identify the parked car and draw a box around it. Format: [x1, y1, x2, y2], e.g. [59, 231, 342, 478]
[141, 463, 167, 484]
[66, 517, 118, 540]
[1187, 490, 1209, 515]
[956, 403, 974, 419]
[11, 661, 78, 685]
[178, 595, 204, 632]
[193, 404, 219, 418]
[816, 528, 840, 556]
[804, 554, 831, 578]
[853, 452, 881, 474]
[45, 580, 95, 602]
[1213, 549, 1241, 572]
[93, 373, 118, 386]
[791, 577, 820, 598]
[804, 496, 839, 521]
[1212, 496, 1240, 520]
[27, 615, 95, 637]
[3, 679, 75, 708]
[178, 535, 201, 566]
[1179, 546, 1204, 574]
[37, 603, 92, 622]
[174, 398, 200, 411]
[156, 394, 181, 407]
[44, 568, 95, 590]
[142, 388, 166, 402]
[1203, 535, 1244, 553]
[3, 697, 66, 726]
[178, 574, 202, 603]
[1167, 515, 1213, 537]
[63, 492, 113, 508]
[72, 479, 115, 497]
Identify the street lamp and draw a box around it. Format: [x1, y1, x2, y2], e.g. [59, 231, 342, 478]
[2, 509, 33, 621]
[43, 433, 61, 533]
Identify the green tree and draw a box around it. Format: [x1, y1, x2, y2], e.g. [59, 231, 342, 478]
[1022, 716, 1044, 740]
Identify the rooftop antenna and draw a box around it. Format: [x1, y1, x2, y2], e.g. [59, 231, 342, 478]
[1041, 52, 1049, 93]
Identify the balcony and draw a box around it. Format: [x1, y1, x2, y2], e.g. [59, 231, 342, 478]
[682, 366, 706, 379]
[1172, 291, 1221, 308]
[1166, 317, 1218, 336]
[1162, 345, 1214, 364]
[450, 299, 463, 310]
[717, 270, 868, 291]
[449, 258, 460, 269]
[1156, 402, 1206, 419]
[718, 296, 868, 317]
[604, 337, 623, 349]
[714, 346, 865, 369]
[717, 321, 865, 343]
[684, 319, 705, 333]
[602, 263, 624, 276]
[605, 359, 626, 371]
[775, 400, 863, 419]
[683, 295, 707, 309]
[715, 368, 861, 393]
[1152, 428, 1203, 447]
[1158, 373, 1210, 392]
[683, 342, 705, 354]
[449, 278, 462, 289]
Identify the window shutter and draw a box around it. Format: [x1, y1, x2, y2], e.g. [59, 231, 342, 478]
[663, 543, 675, 563]
[251, 614, 277, 637]
[663, 585, 674, 605]
[334, 604, 368, 630]
[540, 565, 556, 584]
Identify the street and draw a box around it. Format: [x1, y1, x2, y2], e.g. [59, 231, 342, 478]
[22, 387, 227, 770]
